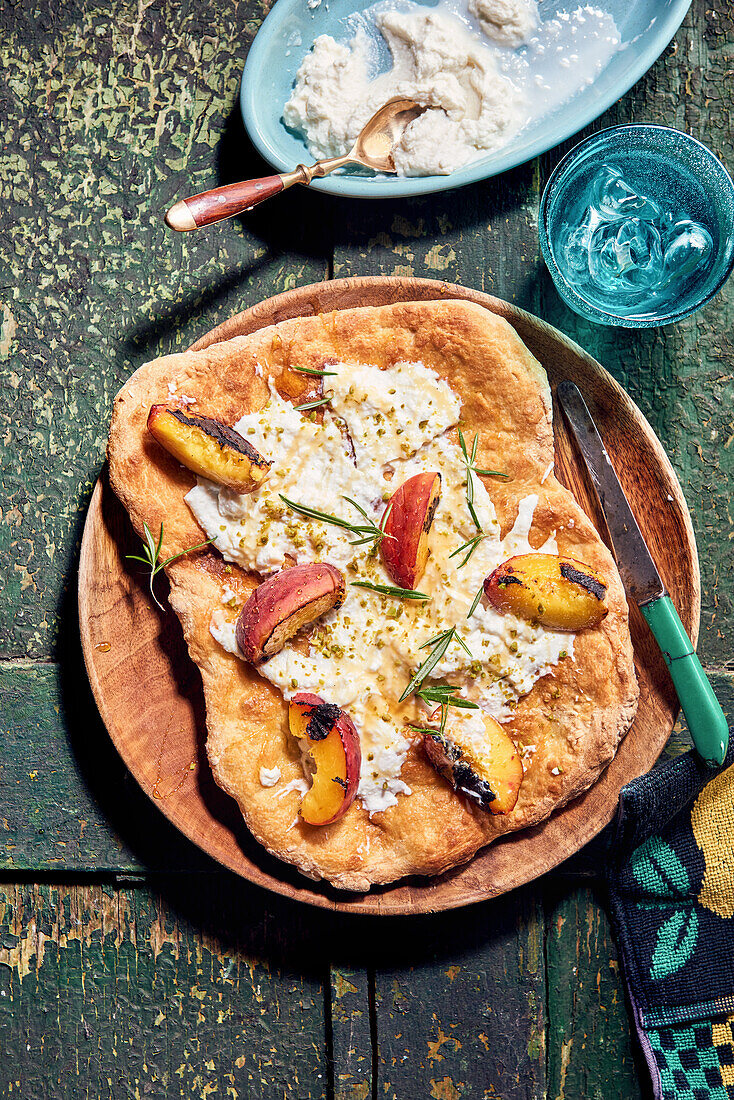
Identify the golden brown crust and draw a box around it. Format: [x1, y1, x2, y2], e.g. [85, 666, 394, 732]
[107, 300, 638, 891]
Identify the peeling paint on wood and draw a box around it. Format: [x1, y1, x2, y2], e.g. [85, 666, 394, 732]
[0, 881, 328, 1098]
[545, 881, 644, 1100]
[371, 893, 547, 1099]
[0, 0, 329, 660]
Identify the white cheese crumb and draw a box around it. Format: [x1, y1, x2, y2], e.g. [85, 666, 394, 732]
[541, 461, 554, 484]
[259, 766, 281, 787]
[276, 778, 310, 800]
[210, 610, 240, 656]
[468, 0, 539, 47]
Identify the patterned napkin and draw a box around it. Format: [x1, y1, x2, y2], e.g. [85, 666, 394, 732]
[605, 737, 734, 1100]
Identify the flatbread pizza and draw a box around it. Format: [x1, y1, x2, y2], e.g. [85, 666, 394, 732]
[108, 299, 638, 890]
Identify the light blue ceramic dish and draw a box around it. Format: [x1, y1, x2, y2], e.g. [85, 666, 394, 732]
[240, 0, 692, 199]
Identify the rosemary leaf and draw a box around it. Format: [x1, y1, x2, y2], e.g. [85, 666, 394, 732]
[293, 366, 338, 376]
[437, 695, 479, 710]
[418, 627, 453, 650]
[161, 538, 216, 572]
[453, 632, 474, 659]
[294, 396, 332, 412]
[474, 467, 510, 479]
[467, 584, 485, 618]
[279, 495, 355, 530]
[342, 496, 373, 525]
[449, 533, 485, 568]
[280, 494, 391, 547]
[350, 581, 430, 601]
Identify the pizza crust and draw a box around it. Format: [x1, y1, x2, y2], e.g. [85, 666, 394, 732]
[108, 299, 639, 891]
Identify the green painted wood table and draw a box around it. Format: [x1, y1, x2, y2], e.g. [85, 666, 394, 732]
[1, 1, 733, 1096]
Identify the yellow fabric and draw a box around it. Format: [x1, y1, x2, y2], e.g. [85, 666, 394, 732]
[692, 764, 734, 919]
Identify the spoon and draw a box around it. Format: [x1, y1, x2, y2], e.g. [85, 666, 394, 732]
[165, 97, 426, 232]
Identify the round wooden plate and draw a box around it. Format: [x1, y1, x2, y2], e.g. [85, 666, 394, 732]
[79, 277, 699, 915]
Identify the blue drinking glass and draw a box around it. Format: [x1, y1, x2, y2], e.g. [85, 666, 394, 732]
[539, 125, 734, 327]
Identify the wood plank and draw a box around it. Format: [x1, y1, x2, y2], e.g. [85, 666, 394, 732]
[0, 0, 330, 661]
[0, 662, 210, 872]
[0, 880, 328, 1098]
[545, 880, 644, 1100]
[330, 967, 373, 1100]
[332, 159, 540, 311]
[372, 889, 547, 1099]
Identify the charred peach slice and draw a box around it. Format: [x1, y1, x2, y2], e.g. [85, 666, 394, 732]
[381, 473, 441, 589]
[484, 553, 608, 631]
[236, 563, 345, 663]
[147, 405, 270, 493]
[289, 693, 361, 825]
[424, 713, 523, 814]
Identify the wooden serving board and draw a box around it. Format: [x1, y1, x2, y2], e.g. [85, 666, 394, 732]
[78, 277, 699, 915]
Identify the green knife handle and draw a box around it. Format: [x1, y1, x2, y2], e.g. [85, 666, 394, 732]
[640, 595, 729, 766]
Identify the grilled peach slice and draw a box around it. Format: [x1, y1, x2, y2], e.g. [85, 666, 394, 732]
[147, 405, 270, 493]
[236, 563, 345, 663]
[289, 692, 361, 825]
[484, 553, 608, 630]
[381, 472, 441, 589]
[424, 713, 522, 814]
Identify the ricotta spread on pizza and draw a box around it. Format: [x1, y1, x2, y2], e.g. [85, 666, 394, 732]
[186, 359, 574, 815]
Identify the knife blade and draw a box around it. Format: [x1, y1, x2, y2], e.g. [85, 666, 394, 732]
[557, 380, 728, 766]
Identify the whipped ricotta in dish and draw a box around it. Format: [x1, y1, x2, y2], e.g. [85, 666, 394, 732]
[284, 1, 621, 179]
[187, 360, 574, 815]
[283, 6, 528, 176]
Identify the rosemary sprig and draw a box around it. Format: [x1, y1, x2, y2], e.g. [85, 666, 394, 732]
[458, 429, 510, 532]
[279, 494, 395, 547]
[351, 581, 430, 601]
[467, 583, 485, 619]
[408, 685, 479, 735]
[294, 396, 332, 412]
[342, 496, 395, 547]
[416, 685, 479, 709]
[127, 521, 216, 612]
[449, 533, 486, 569]
[400, 627, 474, 702]
[293, 366, 338, 377]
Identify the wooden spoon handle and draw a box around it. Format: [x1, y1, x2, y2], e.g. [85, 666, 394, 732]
[165, 175, 285, 231]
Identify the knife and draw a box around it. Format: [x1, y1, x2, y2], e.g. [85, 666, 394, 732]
[557, 380, 728, 766]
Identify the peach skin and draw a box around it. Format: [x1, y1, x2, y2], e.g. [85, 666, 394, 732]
[236, 563, 345, 663]
[381, 472, 441, 589]
[289, 692, 361, 825]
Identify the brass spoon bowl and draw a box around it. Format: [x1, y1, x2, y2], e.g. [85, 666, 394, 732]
[165, 97, 426, 232]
